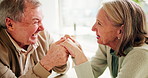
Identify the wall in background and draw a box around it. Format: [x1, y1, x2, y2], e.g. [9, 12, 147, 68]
[39, 0, 60, 34]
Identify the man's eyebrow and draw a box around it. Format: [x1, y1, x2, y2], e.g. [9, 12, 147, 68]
[32, 18, 39, 20]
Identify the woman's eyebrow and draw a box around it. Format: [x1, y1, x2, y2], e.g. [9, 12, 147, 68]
[97, 19, 102, 23]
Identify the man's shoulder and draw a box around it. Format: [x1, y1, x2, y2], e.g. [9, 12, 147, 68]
[0, 42, 10, 63]
[0, 39, 10, 54]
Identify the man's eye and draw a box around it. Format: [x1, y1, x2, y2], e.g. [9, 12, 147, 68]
[33, 21, 39, 24]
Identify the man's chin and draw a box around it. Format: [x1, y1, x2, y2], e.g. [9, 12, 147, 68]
[29, 40, 38, 45]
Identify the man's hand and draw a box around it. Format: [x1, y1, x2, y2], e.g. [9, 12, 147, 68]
[40, 38, 69, 71]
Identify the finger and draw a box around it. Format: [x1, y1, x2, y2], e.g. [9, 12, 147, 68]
[60, 37, 66, 40]
[66, 38, 82, 50]
[60, 44, 76, 57]
[75, 42, 82, 50]
[64, 35, 75, 42]
[55, 38, 66, 44]
[64, 34, 70, 38]
[68, 36, 76, 43]
[60, 40, 79, 57]
[65, 47, 75, 57]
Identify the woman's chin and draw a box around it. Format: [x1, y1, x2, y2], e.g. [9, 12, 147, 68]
[97, 40, 108, 45]
[97, 40, 103, 44]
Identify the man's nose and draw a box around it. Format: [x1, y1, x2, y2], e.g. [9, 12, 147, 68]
[38, 24, 44, 31]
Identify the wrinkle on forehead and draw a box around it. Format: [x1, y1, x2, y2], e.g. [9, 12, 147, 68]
[97, 8, 109, 25]
[97, 8, 116, 26]
[21, 4, 42, 22]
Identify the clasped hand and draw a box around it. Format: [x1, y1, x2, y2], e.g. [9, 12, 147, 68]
[60, 35, 88, 65]
[40, 35, 87, 71]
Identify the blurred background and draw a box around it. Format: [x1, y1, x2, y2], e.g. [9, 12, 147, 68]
[39, 0, 148, 78]
[39, 0, 148, 58]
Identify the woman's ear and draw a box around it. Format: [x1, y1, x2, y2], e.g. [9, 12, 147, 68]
[5, 17, 14, 31]
[117, 25, 124, 39]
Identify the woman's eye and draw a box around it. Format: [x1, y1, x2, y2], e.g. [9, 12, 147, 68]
[97, 22, 101, 25]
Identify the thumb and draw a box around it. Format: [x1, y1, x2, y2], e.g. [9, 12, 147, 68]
[55, 37, 66, 45]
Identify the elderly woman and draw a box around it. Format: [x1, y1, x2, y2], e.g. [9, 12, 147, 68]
[61, 0, 148, 78]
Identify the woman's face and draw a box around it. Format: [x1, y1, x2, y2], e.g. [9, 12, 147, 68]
[92, 8, 121, 48]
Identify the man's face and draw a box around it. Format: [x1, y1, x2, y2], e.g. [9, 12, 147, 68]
[7, 3, 44, 47]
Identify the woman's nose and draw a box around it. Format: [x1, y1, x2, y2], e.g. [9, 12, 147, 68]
[91, 24, 96, 31]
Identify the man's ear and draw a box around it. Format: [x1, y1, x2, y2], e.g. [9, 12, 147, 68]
[117, 25, 124, 39]
[5, 17, 14, 31]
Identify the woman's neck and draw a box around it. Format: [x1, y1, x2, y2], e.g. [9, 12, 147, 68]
[107, 38, 119, 50]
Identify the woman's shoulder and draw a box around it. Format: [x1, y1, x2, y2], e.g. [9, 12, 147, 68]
[121, 44, 148, 77]
[127, 44, 148, 58]
[133, 44, 148, 52]
[121, 44, 148, 66]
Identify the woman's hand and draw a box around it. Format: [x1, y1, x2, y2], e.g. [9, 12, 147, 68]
[60, 35, 88, 65]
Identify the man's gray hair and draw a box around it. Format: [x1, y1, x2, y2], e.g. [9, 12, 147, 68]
[0, 0, 41, 28]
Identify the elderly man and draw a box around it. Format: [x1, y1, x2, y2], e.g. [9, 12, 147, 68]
[0, 0, 69, 78]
